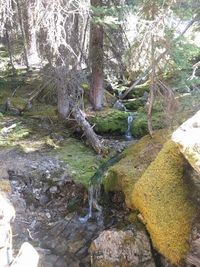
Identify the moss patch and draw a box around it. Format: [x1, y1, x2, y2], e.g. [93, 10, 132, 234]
[131, 108, 165, 138]
[9, 97, 28, 111]
[52, 138, 103, 187]
[24, 104, 57, 118]
[123, 98, 145, 111]
[89, 109, 128, 135]
[0, 179, 11, 193]
[127, 81, 150, 98]
[0, 118, 31, 147]
[132, 141, 196, 264]
[104, 129, 169, 208]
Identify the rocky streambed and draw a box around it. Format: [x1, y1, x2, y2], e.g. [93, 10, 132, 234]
[0, 142, 158, 267]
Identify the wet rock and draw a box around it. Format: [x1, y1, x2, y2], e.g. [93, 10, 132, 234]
[89, 229, 155, 267]
[113, 100, 127, 111]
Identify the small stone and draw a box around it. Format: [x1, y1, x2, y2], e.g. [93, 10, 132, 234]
[49, 186, 58, 194]
[46, 212, 51, 219]
[39, 195, 50, 205]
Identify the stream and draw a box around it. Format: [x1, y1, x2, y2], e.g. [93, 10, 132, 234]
[79, 153, 123, 223]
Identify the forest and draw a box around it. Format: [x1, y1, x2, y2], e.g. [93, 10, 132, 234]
[0, 0, 200, 266]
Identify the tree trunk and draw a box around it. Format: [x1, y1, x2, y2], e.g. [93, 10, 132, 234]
[27, 2, 40, 65]
[89, 0, 104, 110]
[5, 25, 16, 76]
[57, 87, 70, 119]
[16, 0, 29, 70]
[28, 26, 40, 65]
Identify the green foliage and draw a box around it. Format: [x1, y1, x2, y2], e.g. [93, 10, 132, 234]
[170, 39, 199, 71]
[91, 2, 135, 28]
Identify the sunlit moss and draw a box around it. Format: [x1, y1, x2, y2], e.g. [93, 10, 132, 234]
[0, 179, 12, 193]
[104, 129, 169, 208]
[24, 104, 57, 118]
[89, 109, 128, 134]
[132, 141, 196, 264]
[51, 138, 102, 187]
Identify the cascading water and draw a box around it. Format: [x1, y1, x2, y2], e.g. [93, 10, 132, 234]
[125, 113, 135, 141]
[79, 154, 122, 223]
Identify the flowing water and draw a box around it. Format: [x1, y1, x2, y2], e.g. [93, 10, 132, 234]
[125, 113, 135, 141]
[80, 113, 135, 223]
[79, 154, 122, 223]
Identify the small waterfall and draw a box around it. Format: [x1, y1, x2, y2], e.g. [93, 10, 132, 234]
[79, 154, 122, 223]
[79, 184, 102, 223]
[125, 113, 135, 141]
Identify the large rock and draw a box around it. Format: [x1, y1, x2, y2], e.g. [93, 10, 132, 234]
[104, 129, 169, 208]
[172, 110, 200, 175]
[132, 141, 195, 264]
[89, 229, 155, 267]
[172, 110, 200, 266]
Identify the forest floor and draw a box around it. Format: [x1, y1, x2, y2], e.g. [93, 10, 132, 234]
[0, 68, 200, 266]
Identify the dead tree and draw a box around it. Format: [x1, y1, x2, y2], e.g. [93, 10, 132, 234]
[89, 0, 104, 110]
[16, 0, 29, 70]
[50, 66, 106, 154]
[5, 23, 16, 76]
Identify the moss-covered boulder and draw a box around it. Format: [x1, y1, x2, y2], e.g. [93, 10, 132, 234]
[104, 130, 169, 208]
[89, 108, 165, 138]
[123, 98, 145, 111]
[89, 109, 129, 135]
[132, 141, 196, 264]
[9, 97, 28, 112]
[131, 109, 165, 138]
[127, 81, 150, 98]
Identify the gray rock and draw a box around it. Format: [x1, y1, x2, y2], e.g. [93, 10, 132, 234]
[113, 100, 127, 111]
[172, 110, 200, 175]
[89, 229, 155, 267]
[49, 186, 58, 194]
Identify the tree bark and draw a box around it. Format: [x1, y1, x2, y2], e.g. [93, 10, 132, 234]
[89, 0, 104, 110]
[16, 0, 30, 70]
[57, 87, 70, 119]
[5, 25, 16, 76]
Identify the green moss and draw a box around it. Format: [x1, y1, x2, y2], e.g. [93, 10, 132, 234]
[104, 129, 169, 208]
[51, 138, 102, 187]
[132, 110, 165, 138]
[10, 97, 28, 111]
[128, 81, 150, 98]
[0, 120, 31, 147]
[89, 109, 128, 134]
[123, 98, 145, 111]
[132, 141, 196, 264]
[0, 89, 11, 107]
[24, 104, 57, 118]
